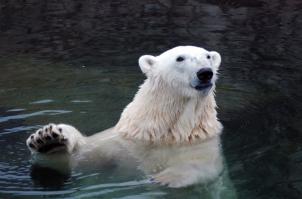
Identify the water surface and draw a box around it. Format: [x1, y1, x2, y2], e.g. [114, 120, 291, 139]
[0, 0, 302, 198]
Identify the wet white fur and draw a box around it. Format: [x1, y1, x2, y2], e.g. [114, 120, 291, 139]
[116, 46, 222, 143]
[27, 46, 224, 188]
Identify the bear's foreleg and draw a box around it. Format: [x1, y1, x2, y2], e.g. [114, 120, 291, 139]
[26, 123, 85, 154]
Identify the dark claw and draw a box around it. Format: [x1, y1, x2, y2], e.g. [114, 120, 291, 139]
[52, 132, 59, 138]
[58, 128, 62, 133]
[45, 128, 48, 133]
[31, 135, 34, 139]
[29, 143, 35, 148]
[37, 139, 43, 144]
[38, 130, 42, 135]
[45, 135, 52, 140]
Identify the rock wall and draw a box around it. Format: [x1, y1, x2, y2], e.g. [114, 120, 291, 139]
[0, 0, 301, 66]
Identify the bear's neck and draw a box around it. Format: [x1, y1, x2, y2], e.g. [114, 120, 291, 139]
[114, 78, 222, 144]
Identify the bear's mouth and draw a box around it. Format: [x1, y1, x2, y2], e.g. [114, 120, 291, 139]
[194, 82, 213, 91]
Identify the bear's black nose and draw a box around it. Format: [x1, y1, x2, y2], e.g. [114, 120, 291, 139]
[197, 68, 213, 83]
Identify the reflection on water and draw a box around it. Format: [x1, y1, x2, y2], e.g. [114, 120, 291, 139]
[0, 0, 302, 198]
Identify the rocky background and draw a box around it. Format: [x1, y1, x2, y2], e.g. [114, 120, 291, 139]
[0, 0, 301, 65]
[0, 0, 301, 95]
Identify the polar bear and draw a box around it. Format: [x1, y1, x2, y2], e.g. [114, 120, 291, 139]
[26, 46, 223, 188]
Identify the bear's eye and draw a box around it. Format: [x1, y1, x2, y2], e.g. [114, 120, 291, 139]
[176, 56, 185, 62]
[207, 55, 211, 59]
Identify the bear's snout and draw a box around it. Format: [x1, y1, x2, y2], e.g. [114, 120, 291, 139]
[197, 68, 213, 83]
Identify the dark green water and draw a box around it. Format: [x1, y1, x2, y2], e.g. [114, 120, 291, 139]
[0, 0, 302, 198]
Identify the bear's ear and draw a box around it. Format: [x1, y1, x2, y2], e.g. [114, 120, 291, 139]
[209, 51, 221, 68]
[138, 55, 157, 75]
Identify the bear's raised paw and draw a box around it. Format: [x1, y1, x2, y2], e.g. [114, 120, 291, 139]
[26, 124, 69, 154]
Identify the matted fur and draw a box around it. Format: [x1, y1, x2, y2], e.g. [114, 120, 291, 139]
[26, 46, 226, 188]
[115, 76, 223, 144]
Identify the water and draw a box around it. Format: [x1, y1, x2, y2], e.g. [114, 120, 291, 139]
[0, 0, 302, 198]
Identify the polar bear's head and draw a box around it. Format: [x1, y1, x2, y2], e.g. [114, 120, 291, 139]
[138, 46, 221, 97]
